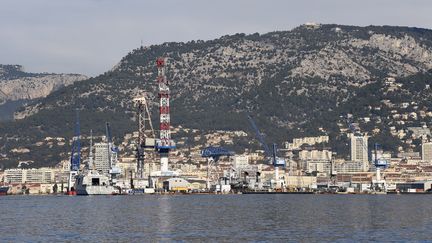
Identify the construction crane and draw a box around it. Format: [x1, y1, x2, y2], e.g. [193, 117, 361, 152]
[201, 146, 234, 190]
[247, 115, 286, 189]
[67, 109, 81, 195]
[133, 95, 156, 180]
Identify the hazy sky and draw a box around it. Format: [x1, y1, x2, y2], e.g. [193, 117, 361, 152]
[1, 0, 432, 76]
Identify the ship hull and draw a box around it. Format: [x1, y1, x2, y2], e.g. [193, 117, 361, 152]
[74, 171, 119, 195]
[76, 185, 118, 195]
[0, 186, 9, 195]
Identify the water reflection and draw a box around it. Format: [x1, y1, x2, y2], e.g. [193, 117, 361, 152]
[155, 196, 173, 239]
[2, 195, 432, 241]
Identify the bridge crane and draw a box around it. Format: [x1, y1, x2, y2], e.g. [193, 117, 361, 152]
[201, 146, 234, 190]
[247, 115, 286, 190]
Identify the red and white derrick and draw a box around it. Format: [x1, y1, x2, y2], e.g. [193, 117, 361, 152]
[156, 58, 175, 173]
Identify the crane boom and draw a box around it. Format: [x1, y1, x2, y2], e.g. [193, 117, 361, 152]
[247, 115, 272, 159]
[67, 109, 81, 195]
[247, 115, 286, 190]
[106, 122, 112, 144]
[70, 109, 81, 171]
[106, 122, 112, 168]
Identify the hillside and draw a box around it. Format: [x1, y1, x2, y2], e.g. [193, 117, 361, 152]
[0, 65, 87, 120]
[1, 24, 432, 169]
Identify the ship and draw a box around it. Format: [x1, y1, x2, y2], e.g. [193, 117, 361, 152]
[74, 126, 122, 195]
[74, 170, 119, 195]
[0, 186, 9, 195]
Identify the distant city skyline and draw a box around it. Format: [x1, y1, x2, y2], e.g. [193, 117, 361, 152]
[1, 0, 432, 76]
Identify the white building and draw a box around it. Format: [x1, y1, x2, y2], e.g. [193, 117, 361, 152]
[94, 142, 110, 174]
[298, 149, 332, 175]
[299, 149, 332, 161]
[334, 161, 365, 173]
[4, 168, 54, 184]
[304, 161, 332, 174]
[303, 22, 321, 30]
[422, 142, 432, 162]
[350, 134, 369, 171]
[371, 151, 392, 163]
[285, 136, 329, 150]
[285, 175, 317, 188]
[233, 155, 249, 168]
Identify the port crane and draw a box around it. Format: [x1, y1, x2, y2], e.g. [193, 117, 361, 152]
[201, 146, 234, 190]
[105, 122, 121, 185]
[247, 115, 286, 190]
[372, 143, 389, 191]
[87, 129, 94, 170]
[133, 95, 156, 180]
[67, 109, 81, 195]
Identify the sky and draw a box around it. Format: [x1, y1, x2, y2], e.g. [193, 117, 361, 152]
[1, 0, 432, 77]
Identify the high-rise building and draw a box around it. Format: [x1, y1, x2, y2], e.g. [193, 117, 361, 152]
[422, 142, 432, 162]
[350, 134, 368, 171]
[94, 142, 110, 174]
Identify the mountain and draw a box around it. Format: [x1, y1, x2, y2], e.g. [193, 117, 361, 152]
[1, 24, 432, 169]
[0, 65, 87, 120]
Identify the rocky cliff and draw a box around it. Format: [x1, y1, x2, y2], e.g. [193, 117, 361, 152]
[0, 65, 87, 120]
[0, 24, 432, 168]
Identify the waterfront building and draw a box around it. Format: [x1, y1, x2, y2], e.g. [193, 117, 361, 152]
[285, 175, 317, 188]
[4, 168, 54, 184]
[396, 181, 432, 192]
[422, 142, 432, 162]
[4, 169, 23, 183]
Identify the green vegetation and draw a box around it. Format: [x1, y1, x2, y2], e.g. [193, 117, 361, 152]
[1, 24, 432, 168]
